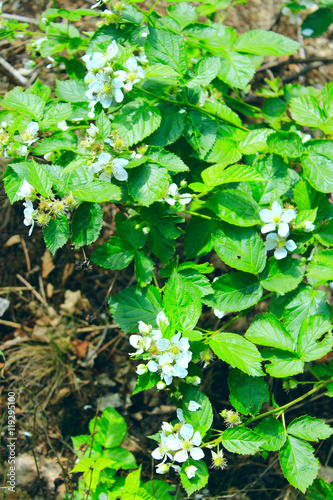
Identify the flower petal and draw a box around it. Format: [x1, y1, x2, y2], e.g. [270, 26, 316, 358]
[272, 201, 283, 216]
[274, 247, 287, 260]
[261, 223, 276, 234]
[278, 222, 290, 238]
[180, 424, 194, 440]
[281, 209, 296, 223]
[285, 239, 297, 252]
[190, 447, 205, 460]
[259, 209, 273, 223]
[173, 449, 188, 463]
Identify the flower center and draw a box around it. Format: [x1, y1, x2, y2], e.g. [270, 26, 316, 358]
[128, 72, 137, 82]
[103, 82, 113, 93]
[183, 440, 192, 451]
[171, 345, 180, 355]
[277, 239, 285, 248]
[273, 215, 281, 224]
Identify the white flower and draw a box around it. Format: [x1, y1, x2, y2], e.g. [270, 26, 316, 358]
[136, 364, 148, 375]
[1, 121, 7, 128]
[18, 180, 34, 199]
[117, 56, 145, 91]
[165, 424, 204, 463]
[57, 120, 68, 131]
[152, 433, 173, 462]
[259, 201, 296, 237]
[138, 320, 152, 335]
[177, 408, 184, 422]
[156, 463, 170, 474]
[87, 123, 99, 138]
[136, 52, 148, 65]
[23, 199, 37, 236]
[142, 227, 150, 235]
[5, 143, 28, 158]
[158, 333, 192, 369]
[156, 310, 169, 328]
[302, 221, 315, 232]
[265, 233, 297, 260]
[185, 465, 198, 479]
[86, 72, 125, 108]
[213, 309, 225, 319]
[82, 42, 118, 70]
[89, 152, 129, 181]
[21, 121, 39, 145]
[147, 359, 159, 373]
[129, 334, 151, 355]
[188, 401, 201, 412]
[91, 0, 103, 9]
[165, 183, 192, 206]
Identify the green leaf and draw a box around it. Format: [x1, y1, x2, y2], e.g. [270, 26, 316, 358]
[288, 416, 333, 442]
[212, 222, 266, 274]
[133, 371, 161, 395]
[128, 164, 169, 207]
[185, 109, 218, 157]
[3, 167, 24, 203]
[250, 154, 291, 204]
[103, 447, 137, 470]
[96, 111, 111, 139]
[228, 369, 269, 415]
[238, 129, 273, 155]
[71, 202, 103, 248]
[43, 215, 69, 255]
[178, 269, 213, 297]
[209, 332, 263, 377]
[112, 100, 162, 147]
[55, 79, 89, 102]
[202, 163, 264, 187]
[209, 272, 263, 313]
[167, 2, 197, 30]
[108, 285, 162, 333]
[290, 96, 325, 128]
[284, 288, 332, 337]
[163, 272, 202, 331]
[143, 480, 175, 500]
[41, 102, 72, 129]
[147, 227, 176, 265]
[279, 436, 319, 493]
[234, 29, 300, 56]
[315, 219, 333, 246]
[308, 249, 333, 281]
[134, 251, 154, 287]
[261, 349, 304, 378]
[10, 159, 53, 198]
[245, 312, 294, 351]
[218, 52, 255, 90]
[147, 149, 188, 173]
[33, 137, 76, 155]
[206, 189, 260, 226]
[116, 213, 147, 250]
[306, 478, 333, 499]
[301, 8, 333, 38]
[302, 152, 333, 193]
[91, 237, 135, 270]
[148, 104, 186, 147]
[222, 427, 263, 455]
[184, 215, 212, 259]
[145, 26, 187, 75]
[124, 467, 141, 494]
[267, 131, 304, 158]
[180, 459, 209, 497]
[72, 181, 121, 202]
[186, 57, 221, 88]
[182, 387, 213, 436]
[254, 417, 286, 451]
[296, 315, 333, 362]
[259, 257, 305, 294]
[90, 407, 127, 449]
[4, 87, 45, 119]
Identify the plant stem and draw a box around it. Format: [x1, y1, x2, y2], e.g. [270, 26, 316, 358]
[182, 210, 212, 220]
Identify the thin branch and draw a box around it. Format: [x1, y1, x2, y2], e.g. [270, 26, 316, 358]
[0, 55, 28, 86]
[0, 12, 40, 25]
[258, 56, 333, 72]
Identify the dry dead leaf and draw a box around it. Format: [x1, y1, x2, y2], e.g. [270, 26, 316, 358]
[62, 263, 75, 284]
[46, 283, 54, 298]
[72, 339, 89, 358]
[5, 234, 21, 246]
[60, 290, 81, 315]
[42, 249, 55, 278]
[50, 387, 72, 405]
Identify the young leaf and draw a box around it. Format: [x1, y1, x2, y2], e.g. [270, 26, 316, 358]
[245, 313, 294, 351]
[180, 459, 209, 497]
[43, 215, 69, 255]
[145, 26, 187, 75]
[222, 427, 263, 455]
[133, 371, 161, 395]
[290, 96, 324, 128]
[238, 129, 273, 155]
[134, 251, 155, 287]
[91, 237, 135, 270]
[228, 369, 269, 415]
[163, 272, 202, 331]
[108, 285, 162, 333]
[254, 417, 286, 451]
[301, 152, 333, 193]
[96, 111, 111, 139]
[209, 332, 264, 377]
[279, 436, 319, 493]
[128, 164, 169, 207]
[71, 202, 103, 248]
[206, 189, 260, 227]
[124, 466, 141, 494]
[72, 181, 121, 202]
[90, 407, 127, 449]
[234, 29, 300, 56]
[307, 249, 333, 281]
[212, 222, 266, 274]
[182, 386, 213, 436]
[218, 52, 255, 90]
[186, 57, 221, 88]
[287, 416, 333, 442]
[209, 272, 263, 313]
[259, 257, 305, 294]
[4, 87, 45, 119]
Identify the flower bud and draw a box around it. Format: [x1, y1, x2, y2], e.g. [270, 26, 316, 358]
[156, 463, 169, 474]
[136, 364, 148, 375]
[156, 381, 166, 390]
[185, 465, 197, 478]
[180, 180, 187, 188]
[142, 227, 150, 235]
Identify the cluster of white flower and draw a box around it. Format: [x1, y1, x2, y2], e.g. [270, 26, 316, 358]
[260, 201, 314, 260]
[152, 408, 204, 478]
[1, 121, 39, 159]
[130, 311, 194, 387]
[82, 40, 145, 118]
[163, 183, 192, 206]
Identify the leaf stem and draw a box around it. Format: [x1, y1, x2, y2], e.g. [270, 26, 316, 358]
[182, 210, 212, 220]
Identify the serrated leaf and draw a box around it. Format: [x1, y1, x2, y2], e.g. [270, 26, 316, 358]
[288, 416, 333, 442]
[206, 189, 260, 226]
[254, 417, 286, 451]
[222, 427, 263, 455]
[91, 237, 135, 270]
[180, 459, 208, 497]
[185, 109, 218, 156]
[279, 436, 319, 493]
[41, 102, 72, 129]
[43, 215, 69, 255]
[290, 96, 324, 128]
[33, 138, 77, 155]
[72, 181, 121, 202]
[238, 129, 273, 155]
[133, 371, 160, 395]
[245, 312, 294, 351]
[186, 57, 221, 88]
[212, 222, 266, 274]
[10, 159, 53, 198]
[202, 163, 264, 187]
[306, 478, 333, 499]
[184, 215, 213, 259]
[308, 249, 333, 281]
[267, 131, 304, 158]
[148, 104, 186, 147]
[71, 202, 103, 248]
[96, 111, 111, 139]
[301, 8, 333, 38]
[209, 332, 263, 377]
[134, 251, 154, 287]
[250, 154, 291, 204]
[209, 272, 263, 313]
[182, 387, 213, 436]
[147, 149, 188, 173]
[163, 272, 202, 331]
[90, 407, 127, 449]
[261, 349, 304, 378]
[218, 52, 255, 90]
[3, 167, 23, 203]
[4, 87, 45, 119]
[296, 315, 333, 362]
[228, 369, 269, 415]
[112, 100, 162, 147]
[178, 269, 213, 297]
[108, 285, 162, 333]
[145, 26, 187, 75]
[302, 152, 333, 193]
[128, 164, 169, 206]
[234, 29, 300, 56]
[55, 79, 89, 102]
[259, 256, 305, 294]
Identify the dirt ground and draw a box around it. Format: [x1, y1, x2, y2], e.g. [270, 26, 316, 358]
[1, 1, 333, 499]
